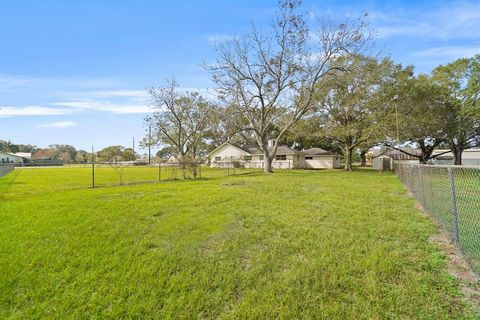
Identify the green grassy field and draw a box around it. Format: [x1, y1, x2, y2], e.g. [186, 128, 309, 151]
[0, 168, 477, 318]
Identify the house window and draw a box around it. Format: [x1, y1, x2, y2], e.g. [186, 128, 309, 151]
[259, 155, 264, 160]
[276, 155, 287, 161]
[244, 155, 252, 161]
[305, 156, 313, 160]
[214, 156, 221, 161]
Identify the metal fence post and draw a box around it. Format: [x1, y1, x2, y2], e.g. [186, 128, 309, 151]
[418, 166, 427, 208]
[448, 167, 460, 245]
[91, 145, 95, 188]
[158, 163, 161, 182]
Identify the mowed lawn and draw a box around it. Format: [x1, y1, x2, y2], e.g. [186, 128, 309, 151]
[0, 168, 476, 318]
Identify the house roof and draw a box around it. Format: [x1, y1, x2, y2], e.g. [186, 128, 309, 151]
[206, 142, 251, 158]
[31, 149, 51, 160]
[0, 151, 24, 160]
[373, 148, 420, 160]
[302, 147, 338, 156]
[207, 141, 304, 157]
[14, 152, 31, 158]
[233, 143, 303, 155]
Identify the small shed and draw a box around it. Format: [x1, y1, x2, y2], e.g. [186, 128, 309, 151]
[372, 155, 393, 171]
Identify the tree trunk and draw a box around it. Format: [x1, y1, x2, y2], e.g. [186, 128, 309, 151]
[448, 142, 463, 165]
[453, 149, 463, 165]
[263, 152, 273, 173]
[344, 147, 353, 171]
[360, 150, 367, 167]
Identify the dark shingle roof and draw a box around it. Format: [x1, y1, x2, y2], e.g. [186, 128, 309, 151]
[373, 148, 421, 160]
[302, 147, 337, 156]
[231, 143, 303, 155]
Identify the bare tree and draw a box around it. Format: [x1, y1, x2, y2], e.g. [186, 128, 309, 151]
[147, 79, 214, 161]
[205, 1, 369, 172]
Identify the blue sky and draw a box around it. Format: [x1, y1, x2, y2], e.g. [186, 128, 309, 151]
[1, 0, 479, 152]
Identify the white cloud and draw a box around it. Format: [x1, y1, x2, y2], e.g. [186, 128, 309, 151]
[88, 90, 148, 98]
[37, 121, 77, 128]
[414, 46, 480, 59]
[372, 2, 480, 40]
[0, 106, 75, 117]
[207, 34, 237, 43]
[52, 101, 151, 114]
[0, 74, 33, 90]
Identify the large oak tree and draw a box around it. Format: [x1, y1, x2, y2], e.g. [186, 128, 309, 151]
[432, 55, 480, 164]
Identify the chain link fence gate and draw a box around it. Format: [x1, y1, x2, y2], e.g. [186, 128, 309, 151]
[395, 163, 480, 276]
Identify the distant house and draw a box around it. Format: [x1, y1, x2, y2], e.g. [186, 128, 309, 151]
[0, 151, 24, 164]
[432, 149, 480, 166]
[31, 149, 51, 160]
[165, 155, 180, 164]
[207, 142, 342, 169]
[370, 148, 480, 167]
[14, 152, 31, 159]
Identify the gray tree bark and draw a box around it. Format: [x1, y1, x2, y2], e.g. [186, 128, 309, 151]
[345, 147, 353, 171]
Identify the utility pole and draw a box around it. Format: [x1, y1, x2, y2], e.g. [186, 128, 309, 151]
[132, 137, 135, 155]
[91, 145, 95, 188]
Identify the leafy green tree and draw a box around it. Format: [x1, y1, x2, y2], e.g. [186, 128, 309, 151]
[121, 148, 136, 161]
[281, 116, 342, 153]
[380, 66, 450, 163]
[0, 140, 35, 153]
[315, 55, 395, 171]
[432, 55, 480, 164]
[156, 146, 177, 160]
[75, 150, 89, 163]
[0, 140, 18, 153]
[47, 144, 77, 162]
[97, 146, 124, 163]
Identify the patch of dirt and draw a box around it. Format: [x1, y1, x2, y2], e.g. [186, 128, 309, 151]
[413, 202, 480, 312]
[429, 230, 480, 310]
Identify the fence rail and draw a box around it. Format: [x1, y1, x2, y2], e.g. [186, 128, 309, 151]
[395, 163, 480, 276]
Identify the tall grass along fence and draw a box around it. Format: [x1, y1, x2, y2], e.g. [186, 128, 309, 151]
[395, 163, 480, 275]
[0, 162, 15, 177]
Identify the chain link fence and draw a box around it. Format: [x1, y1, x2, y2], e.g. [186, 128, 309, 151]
[0, 162, 15, 177]
[395, 163, 480, 275]
[0, 161, 263, 196]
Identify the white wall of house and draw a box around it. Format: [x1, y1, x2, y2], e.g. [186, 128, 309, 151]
[461, 150, 480, 166]
[0, 152, 24, 164]
[209, 143, 342, 169]
[210, 144, 248, 163]
[304, 155, 341, 169]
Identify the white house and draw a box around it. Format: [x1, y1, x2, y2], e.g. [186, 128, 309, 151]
[432, 149, 480, 166]
[0, 151, 24, 164]
[207, 142, 342, 169]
